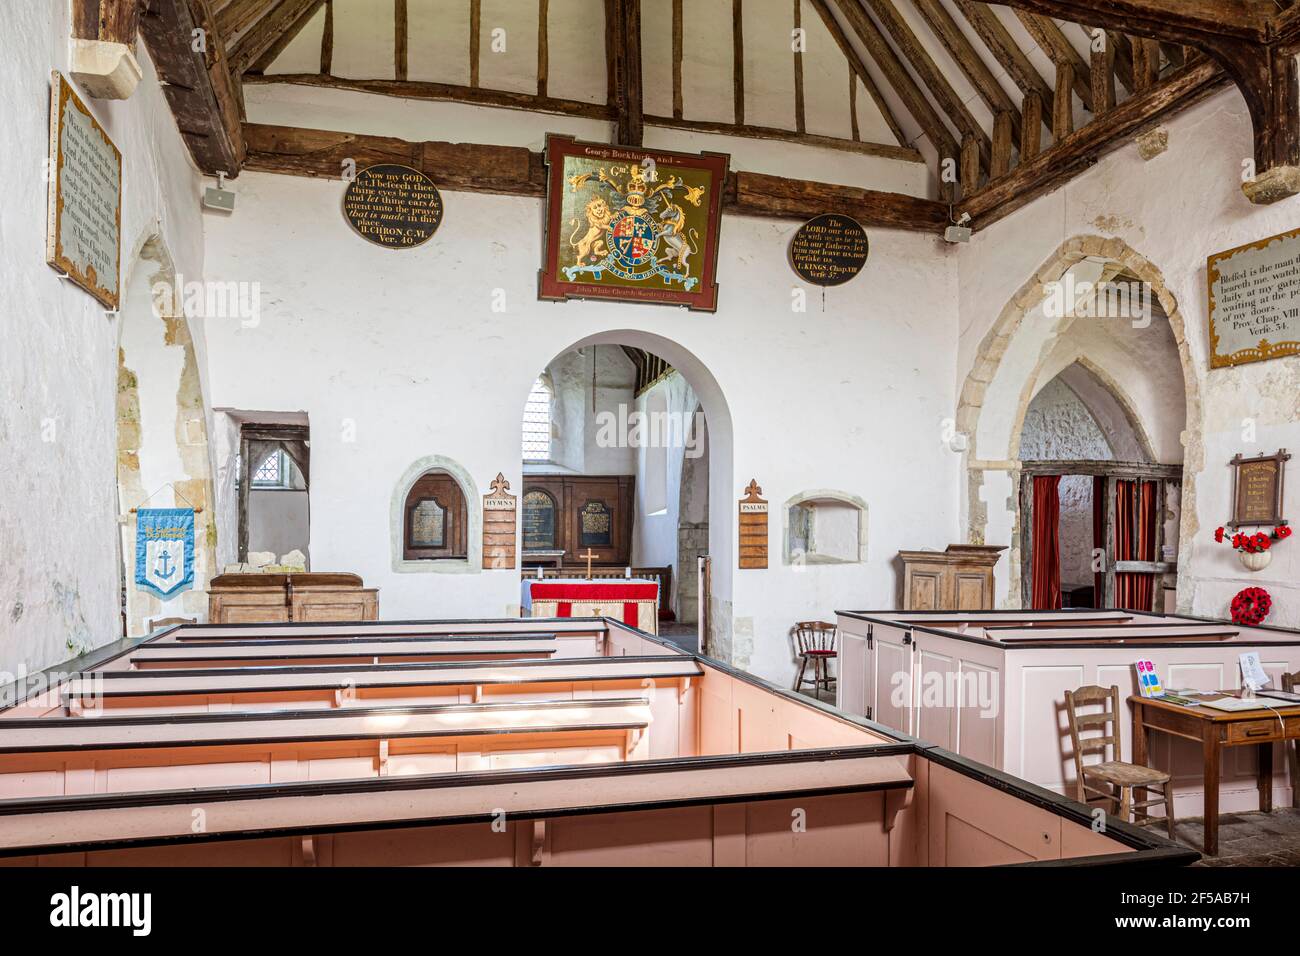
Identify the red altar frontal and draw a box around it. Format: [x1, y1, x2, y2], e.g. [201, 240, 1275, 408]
[522, 579, 659, 634]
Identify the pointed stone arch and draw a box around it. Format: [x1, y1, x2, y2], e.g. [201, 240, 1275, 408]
[115, 235, 217, 636]
[955, 235, 1203, 609]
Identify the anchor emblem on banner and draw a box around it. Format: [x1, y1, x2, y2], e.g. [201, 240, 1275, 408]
[156, 550, 176, 580]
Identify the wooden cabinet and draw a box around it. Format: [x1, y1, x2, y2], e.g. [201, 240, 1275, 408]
[522, 475, 635, 567]
[208, 573, 379, 624]
[899, 545, 1005, 611]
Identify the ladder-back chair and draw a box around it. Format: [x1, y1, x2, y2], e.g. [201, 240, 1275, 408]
[1065, 684, 1175, 838]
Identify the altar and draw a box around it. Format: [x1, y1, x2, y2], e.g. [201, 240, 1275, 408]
[521, 577, 659, 634]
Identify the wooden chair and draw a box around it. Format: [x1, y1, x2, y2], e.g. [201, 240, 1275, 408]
[1285, 671, 1300, 809]
[793, 621, 837, 697]
[1064, 684, 1175, 838]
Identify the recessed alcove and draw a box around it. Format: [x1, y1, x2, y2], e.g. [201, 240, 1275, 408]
[783, 491, 868, 566]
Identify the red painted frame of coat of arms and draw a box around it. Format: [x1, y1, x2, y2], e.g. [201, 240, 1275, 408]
[539, 135, 729, 312]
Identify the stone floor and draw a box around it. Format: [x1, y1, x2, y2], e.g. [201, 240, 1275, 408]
[724, 657, 1300, 866]
[657, 622, 698, 654]
[1139, 807, 1300, 866]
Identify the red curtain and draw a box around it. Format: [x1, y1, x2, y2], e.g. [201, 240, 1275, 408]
[1031, 475, 1062, 610]
[1092, 476, 1106, 607]
[1115, 480, 1158, 610]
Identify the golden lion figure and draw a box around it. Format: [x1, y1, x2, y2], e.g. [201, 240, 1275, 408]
[568, 196, 612, 263]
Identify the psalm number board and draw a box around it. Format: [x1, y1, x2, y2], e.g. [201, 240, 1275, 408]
[738, 479, 768, 569]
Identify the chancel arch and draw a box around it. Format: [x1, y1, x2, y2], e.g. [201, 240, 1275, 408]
[519, 331, 735, 660]
[956, 236, 1201, 612]
[114, 236, 217, 637]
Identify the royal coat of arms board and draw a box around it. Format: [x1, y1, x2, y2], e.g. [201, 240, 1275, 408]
[539, 135, 729, 312]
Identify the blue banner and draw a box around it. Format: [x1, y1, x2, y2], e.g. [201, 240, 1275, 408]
[135, 508, 195, 600]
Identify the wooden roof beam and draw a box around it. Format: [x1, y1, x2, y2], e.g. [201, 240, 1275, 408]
[859, 0, 992, 172]
[605, 0, 643, 146]
[910, 0, 1023, 146]
[139, 0, 245, 175]
[987, 0, 1270, 46]
[959, 58, 1229, 229]
[808, 0, 911, 148]
[215, 0, 279, 41]
[831, 0, 961, 183]
[227, 0, 318, 75]
[997, 0, 1300, 202]
[953, 1, 1053, 134]
[1013, 10, 1094, 111]
[240, 122, 951, 232]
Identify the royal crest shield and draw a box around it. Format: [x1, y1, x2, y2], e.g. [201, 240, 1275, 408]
[539, 136, 728, 311]
[135, 508, 196, 600]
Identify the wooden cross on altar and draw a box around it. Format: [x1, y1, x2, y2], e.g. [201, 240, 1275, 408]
[580, 548, 598, 580]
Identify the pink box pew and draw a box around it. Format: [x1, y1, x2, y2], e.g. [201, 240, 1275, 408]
[837, 609, 1300, 818]
[127, 636, 563, 669]
[0, 615, 1195, 867]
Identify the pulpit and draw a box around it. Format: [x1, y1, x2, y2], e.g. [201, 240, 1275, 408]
[898, 545, 1005, 611]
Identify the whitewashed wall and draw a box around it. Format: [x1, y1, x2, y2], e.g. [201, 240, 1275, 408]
[0, 6, 206, 680]
[201, 160, 960, 683]
[958, 88, 1300, 627]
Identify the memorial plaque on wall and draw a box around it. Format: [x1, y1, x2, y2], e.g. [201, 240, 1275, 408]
[343, 164, 443, 248]
[522, 490, 557, 550]
[578, 501, 613, 548]
[410, 498, 447, 547]
[738, 479, 769, 570]
[1229, 450, 1290, 528]
[482, 473, 517, 570]
[46, 71, 121, 310]
[1208, 229, 1300, 368]
[789, 214, 869, 286]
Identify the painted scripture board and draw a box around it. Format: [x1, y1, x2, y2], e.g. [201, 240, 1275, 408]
[46, 71, 121, 309]
[1208, 228, 1300, 368]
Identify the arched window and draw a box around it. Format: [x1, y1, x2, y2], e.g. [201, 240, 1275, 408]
[522, 377, 552, 461]
[403, 470, 468, 560]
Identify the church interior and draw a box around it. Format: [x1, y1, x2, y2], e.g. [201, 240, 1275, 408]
[5, 0, 1300, 884]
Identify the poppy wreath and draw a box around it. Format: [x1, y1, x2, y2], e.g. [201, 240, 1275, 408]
[1230, 587, 1272, 627]
[1214, 524, 1291, 553]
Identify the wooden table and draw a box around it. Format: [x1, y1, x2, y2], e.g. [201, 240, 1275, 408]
[1130, 693, 1300, 856]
